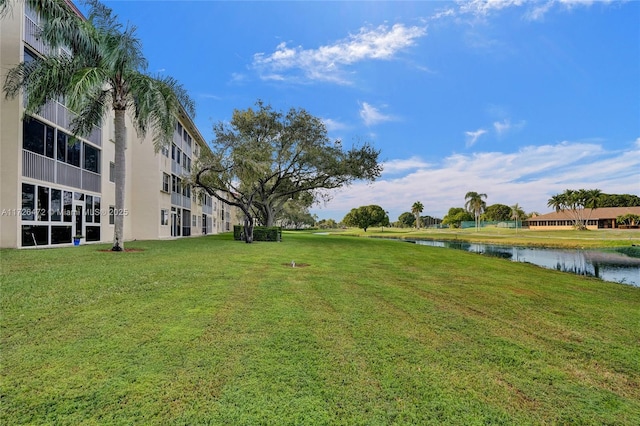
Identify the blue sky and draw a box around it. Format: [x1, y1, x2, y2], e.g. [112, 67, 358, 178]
[98, 0, 639, 221]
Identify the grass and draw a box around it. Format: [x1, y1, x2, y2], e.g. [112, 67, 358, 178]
[2, 233, 640, 425]
[337, 226, 640, 249]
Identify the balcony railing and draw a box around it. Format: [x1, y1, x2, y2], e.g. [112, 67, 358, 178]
[171, 161, 183, 176]
[23, 150, 55, 183]
[24, 14, 50, 56]
[22, 150, 101, 193]
[170, 191, 192, 208]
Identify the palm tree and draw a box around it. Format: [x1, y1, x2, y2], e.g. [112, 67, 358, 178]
[411, 201, 424, 229]
[464, 191, 487, 231]
[4, 0, 195, 250]
[548, 189, 602, 230]
[547, 193, 565, 213]
[510, 203, 523, 234]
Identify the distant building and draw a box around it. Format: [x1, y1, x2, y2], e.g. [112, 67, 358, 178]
[524, 207, 640, 230]
[0, 2, 240, 248]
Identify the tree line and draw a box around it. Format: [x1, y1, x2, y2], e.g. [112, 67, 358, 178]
[341, 190, 639, 231]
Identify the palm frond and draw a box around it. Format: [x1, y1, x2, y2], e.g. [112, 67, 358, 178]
[126, 72, 195, 151]
[4, 54, 76, 115]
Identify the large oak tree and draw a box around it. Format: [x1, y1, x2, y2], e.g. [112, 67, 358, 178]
[195, 101, 381, 243]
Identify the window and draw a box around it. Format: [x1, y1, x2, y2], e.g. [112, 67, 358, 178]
[83, 143, 100, 173]
[85, 195, 93, 223]
[51, 189, 62, 221]
[192, 215, 197, 227]
[177, 123, 183, 141]
[172, 176, 182, 194]
[161, 209, 169, 226]
[56, 131, 81, 167]
[94, 197, 101, 224]
[162, 173, 170, 193]
[24, 48, 36, 63]
[67, 139, 81, 167]
[22, 183, 35, 220]
[109, 162, 115, 182]
[37, 186, 49, 221]
[57, 130, 66, 161]
[63, 191, 73, 222]
[45, 126, 54, 158]
[109, 206, 115, 225]
[23, 118, 54, 158]
[161, 144, 169, 157]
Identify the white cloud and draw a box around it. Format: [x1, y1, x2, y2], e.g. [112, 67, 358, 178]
[433, 0, 616, 22]
[493, 120, 511, 135]
[252, 24, 426, 83]
[465, 128, 487, 147]
[458, 0, 527, 17]
[382, 157, 432, 175]
[360, 102, 395, 126]
[322, 118, 348, 132]
[311, 141, 640, 221]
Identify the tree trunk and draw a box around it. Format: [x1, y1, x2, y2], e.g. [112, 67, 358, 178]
[243, 215, 254, 243]
[112, 109, 126, 251]
[265, 206, 275, 227]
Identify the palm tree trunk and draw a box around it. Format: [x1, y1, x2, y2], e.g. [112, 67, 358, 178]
[112, 108, 126, 251]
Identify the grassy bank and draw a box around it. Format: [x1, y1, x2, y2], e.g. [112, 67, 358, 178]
[2, 233, 640, 424]
[338, 226, 640, 249]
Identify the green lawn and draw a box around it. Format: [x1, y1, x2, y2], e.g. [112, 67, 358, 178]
[2, 233, 639, 425]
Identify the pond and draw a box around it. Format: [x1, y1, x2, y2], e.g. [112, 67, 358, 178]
[408, 240, 640, 287]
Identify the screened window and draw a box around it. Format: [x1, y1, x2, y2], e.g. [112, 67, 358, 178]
[83, 143, 100, 173]
[23, 118, 45, 155]
[67, 139, 81, 167]
[109, 162, 115, 182]
[45, 126, 54, 158]
[161, 209, 169, 226]
[57, 131, 81, 166]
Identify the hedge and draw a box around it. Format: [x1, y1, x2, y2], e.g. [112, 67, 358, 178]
[233, 225, 282, 242]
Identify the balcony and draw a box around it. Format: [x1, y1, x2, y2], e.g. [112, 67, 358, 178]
[23, 150, 101, 193]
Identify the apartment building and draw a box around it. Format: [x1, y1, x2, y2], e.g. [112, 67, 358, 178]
[0, 2, 238, 248]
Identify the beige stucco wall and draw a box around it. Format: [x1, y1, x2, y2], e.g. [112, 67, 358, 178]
[0, 7, 24, 248]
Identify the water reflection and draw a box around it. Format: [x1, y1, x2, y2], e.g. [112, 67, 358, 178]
[410, 240, 640, 286]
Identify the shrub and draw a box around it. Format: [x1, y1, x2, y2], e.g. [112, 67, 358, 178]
[233, 225, 282, 242]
